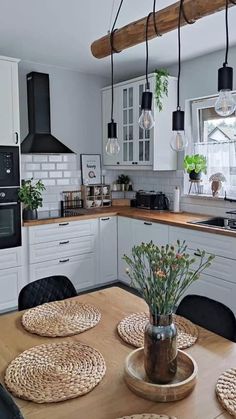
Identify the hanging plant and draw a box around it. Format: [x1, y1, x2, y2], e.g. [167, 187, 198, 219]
[154, 68, 169, 112]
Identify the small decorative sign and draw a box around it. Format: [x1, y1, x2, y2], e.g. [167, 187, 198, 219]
[80, 154, 101, 185]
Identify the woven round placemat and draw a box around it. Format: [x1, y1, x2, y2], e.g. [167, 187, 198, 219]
[5, 341, 106, 403]
[22, 299, 101, 337]
[117, 312, 198, 350]
[116, 415, 177, 419]
[216, 368, 236, 416]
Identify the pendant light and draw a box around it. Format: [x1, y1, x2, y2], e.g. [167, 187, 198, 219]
[138, 12, 154, 131]
[106, 1, 123, 156]
[215, 0, 236, 117]
[170, 0, 189, 152]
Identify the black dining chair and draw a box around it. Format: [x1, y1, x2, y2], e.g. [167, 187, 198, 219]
[176, 294, 236, 342]
[0, 383, 24, 418]
[18, 275, 77, 311]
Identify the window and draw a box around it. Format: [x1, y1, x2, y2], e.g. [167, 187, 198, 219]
[189, 94, 236, 197]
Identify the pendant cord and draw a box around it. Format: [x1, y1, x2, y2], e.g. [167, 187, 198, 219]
[224, 0, 229, 66]
[177, 0, 183, 110]
[110, 0, 124, 121]
[145, 12, 153, 89]
[153, 0, 162, 37]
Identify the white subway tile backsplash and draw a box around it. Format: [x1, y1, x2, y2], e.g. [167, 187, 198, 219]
[41, 163, 55, 170]
[25, 163, 41, 171]
[49, 155, 63, 162]
[21, 155, 32, 163]
[57, 163, 68, 170]
[23, 172, 33, 179]
[34, 171, 48, 179]
[63, 155, 76, 163]
[56, 179, 70, 186]
[33, 155, 48, 163]
[43, 179, 56, 186]
[49, 171, 62, 178]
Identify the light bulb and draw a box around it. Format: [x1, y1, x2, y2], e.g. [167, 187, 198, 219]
[105, 138, 120, 156]
[215, 89, 236, 117]
[170, 131, 188, 152]
[138, 110, 154, 130]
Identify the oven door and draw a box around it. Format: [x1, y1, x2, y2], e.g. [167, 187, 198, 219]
[0, 146, 20, 187]
[0, 202, 21, 249]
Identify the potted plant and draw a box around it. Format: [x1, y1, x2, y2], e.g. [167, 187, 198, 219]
[118, 174, 130, 191]
[123, 240, 214, 384]
[184, 154, 207, 181]
[18, 178, 45, 220]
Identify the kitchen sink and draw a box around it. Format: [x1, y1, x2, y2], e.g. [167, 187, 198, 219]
[189, 217, 236, 230]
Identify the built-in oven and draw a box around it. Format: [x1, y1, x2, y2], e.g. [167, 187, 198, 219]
[0, 146, 20, 187]
[0, 188, 21, 249]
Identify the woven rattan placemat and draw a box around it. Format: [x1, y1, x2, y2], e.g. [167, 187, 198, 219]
[117, 312, 198, 349]
[216, 368, 236, 416]
[5, 341, 106, 403]
[22, 299, 101, 337]
[116, 415, 177, 419]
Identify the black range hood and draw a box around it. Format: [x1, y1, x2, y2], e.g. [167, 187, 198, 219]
[21, 72, 74, 154]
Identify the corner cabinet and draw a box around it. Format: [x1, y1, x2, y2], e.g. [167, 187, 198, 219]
[101, 73, 177, 170]
[0, 56, 20, 146]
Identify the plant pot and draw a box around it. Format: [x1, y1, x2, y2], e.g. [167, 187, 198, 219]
[23, 208, 38, 221]
[125, 184, 130, 191]
[189, 171, 202, 181]
[144, 312, 177, 384]
[120, 184, 125, 192]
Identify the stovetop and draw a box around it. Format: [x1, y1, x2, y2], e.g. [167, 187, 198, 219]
[37, 208, 87, 220]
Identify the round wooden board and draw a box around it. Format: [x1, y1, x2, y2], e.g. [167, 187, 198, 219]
[22, 299, 101, 337]
[5, 341, 106, 403]
[117, 312, 198, 349]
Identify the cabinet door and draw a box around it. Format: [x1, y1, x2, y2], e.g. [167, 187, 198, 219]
[0, 267, 24, 312]
[99, 216, 117, 283]
[120, 83, 135, 165]
[132, 219, 169, 246]
[136, 80, 153, 166]
[118, 216, 134, 284]
[29, 253, 96, 291]
[102, 87, 122, 166]
[0, 59, 19, 146]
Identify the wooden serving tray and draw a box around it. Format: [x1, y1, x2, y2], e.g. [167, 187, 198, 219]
[124, 348, 198, 402]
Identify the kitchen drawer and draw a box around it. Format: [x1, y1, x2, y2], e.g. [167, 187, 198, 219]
[183, 273, 236, 316]
[28, 219, 98, 245]
[29, 236, 95, 264]
[132, 219, 169, 245]
[169, 226, 236, 259]
[0, 267, 23, 312]
[0, 247, 22, 270]
[29, 253, 96, 291]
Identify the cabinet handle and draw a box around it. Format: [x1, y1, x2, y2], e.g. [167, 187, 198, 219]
[59, 240, 69, 245]
[59, 222, 69, 226]
[59, 258, 70, 263]
[144, 221, 152, 226]
[101, 217, 110, 221]
[194, 252, 201, 257]
[116, 162, 120, 165]
[14, 132, 19, 144]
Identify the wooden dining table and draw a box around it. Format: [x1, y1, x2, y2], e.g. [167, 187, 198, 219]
[0, 286, 235, 419]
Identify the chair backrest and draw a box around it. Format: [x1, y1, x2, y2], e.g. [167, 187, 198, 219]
[0, 383, 24, 418]
[18, 276, 77, 311]
[176, 294, 236, 342]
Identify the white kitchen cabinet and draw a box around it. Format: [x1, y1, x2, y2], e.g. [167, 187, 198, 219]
[99, 216, 118, 284]
[0, 57, 20, 146]
[29, 254, 96, 291]
[118, 216, 135, 284]
[102, 86, 122, 166]
[0, 266, 23, 312]
[132, 219, 169, 246]
[101, 73, 177, 170]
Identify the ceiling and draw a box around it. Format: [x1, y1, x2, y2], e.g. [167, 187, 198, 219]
[0, 0, 236, 81]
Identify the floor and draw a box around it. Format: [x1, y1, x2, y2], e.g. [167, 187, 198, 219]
[78, 281, 141, 297]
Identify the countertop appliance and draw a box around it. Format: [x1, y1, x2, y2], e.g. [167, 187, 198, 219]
[136, 191, 169, 210]
[0, 187, 21, 248]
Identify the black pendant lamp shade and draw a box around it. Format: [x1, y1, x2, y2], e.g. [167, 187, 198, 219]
[218, 65, 233, 91]
[172, 109, 185, 131]
[141, 90, 153, 111]
[108, 120, 117, 139]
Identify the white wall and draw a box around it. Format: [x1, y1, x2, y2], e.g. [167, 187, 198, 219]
[19, 61, 108, 156]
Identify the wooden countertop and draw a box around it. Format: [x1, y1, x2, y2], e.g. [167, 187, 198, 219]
[23, 206, 236, 237]
[0, 287, 234, 419]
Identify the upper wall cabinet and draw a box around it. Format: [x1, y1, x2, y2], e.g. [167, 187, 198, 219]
[101, 74, 177, 170]
[0, 57, 20, 146]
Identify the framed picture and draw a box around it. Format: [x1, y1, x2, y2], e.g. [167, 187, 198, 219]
[80, 154, 102, 185]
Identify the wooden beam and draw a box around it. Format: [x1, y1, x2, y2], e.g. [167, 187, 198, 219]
[91, 0, 235, 59]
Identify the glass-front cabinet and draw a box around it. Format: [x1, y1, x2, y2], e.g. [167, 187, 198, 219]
[101, 74, 177, 170]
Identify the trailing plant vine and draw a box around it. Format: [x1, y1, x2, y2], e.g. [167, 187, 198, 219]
[154, 68, 169, 112]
